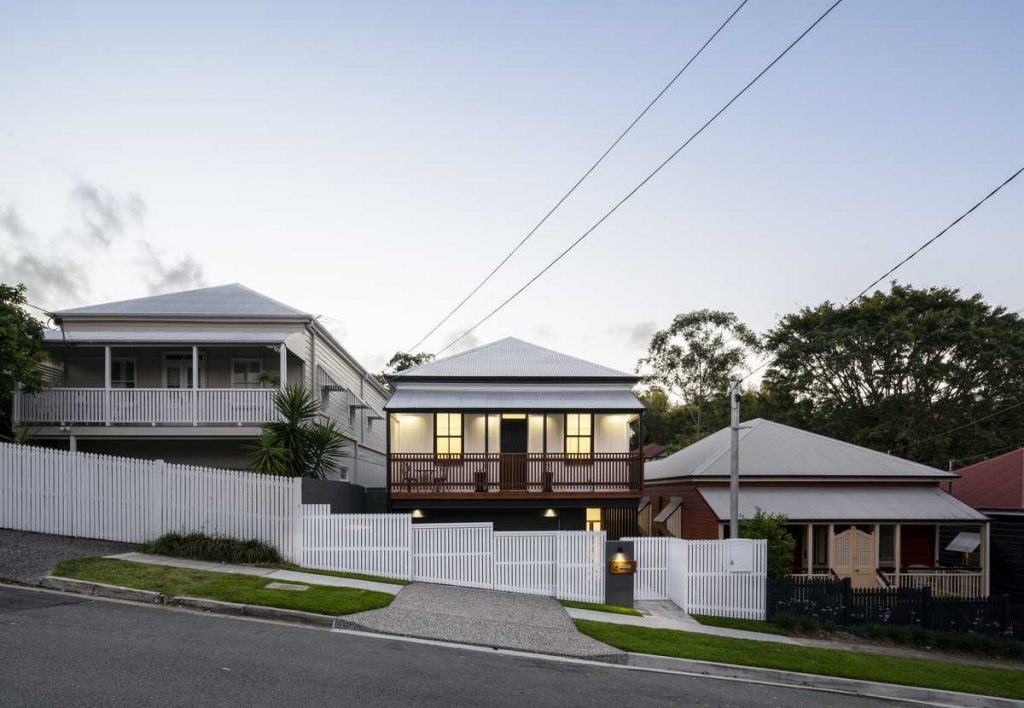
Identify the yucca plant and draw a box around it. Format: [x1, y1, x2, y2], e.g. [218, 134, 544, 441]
[249, 385, 350, 479]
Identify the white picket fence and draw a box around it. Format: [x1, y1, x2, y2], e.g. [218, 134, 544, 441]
[623, 536, 767, 619]
[0, 443, 299, 559]
[301, 505, 411, 579]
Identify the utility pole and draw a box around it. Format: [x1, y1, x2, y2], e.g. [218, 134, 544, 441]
[729, 376, 741, 540]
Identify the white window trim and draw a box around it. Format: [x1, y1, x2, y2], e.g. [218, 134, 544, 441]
[231, 357, 265, 389]
[162, 351, 205, 389]
[110, 357, 137, 389]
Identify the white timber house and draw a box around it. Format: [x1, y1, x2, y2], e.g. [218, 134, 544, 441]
[13, 284, 388, 490]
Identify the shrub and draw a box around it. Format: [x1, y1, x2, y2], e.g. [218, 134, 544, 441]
[145, 532, 282, 565]
[739, 508, 796, 580]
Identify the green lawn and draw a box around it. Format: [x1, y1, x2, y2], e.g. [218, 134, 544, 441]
[559, 600, 643, 617]
[280, 564, 410, 586]
[691, 614, 788, 635]
[575, 620, 1024, 700]
[53, 557, 394, 616]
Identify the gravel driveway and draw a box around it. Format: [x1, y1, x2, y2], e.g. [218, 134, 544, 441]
[0, 529, 138, 583]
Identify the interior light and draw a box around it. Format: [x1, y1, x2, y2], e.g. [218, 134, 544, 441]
[411, 509, 424, 519]
[543, 508, 558, 518]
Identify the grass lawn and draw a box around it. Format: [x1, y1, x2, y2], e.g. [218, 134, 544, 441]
[691, 614, 788, 636]
[280, 564, 410, 587]
[559, 600, 643, 617]
[53, 557, 394, 616]
[575, 620, 1024, 700]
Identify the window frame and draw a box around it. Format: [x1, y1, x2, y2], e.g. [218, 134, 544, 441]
[110, 357, 137, 389]
[162, 351, 205, 389]
[231, 357, 264, 389]
[434, 412, 464, 462]
[564, 412, 594, 463]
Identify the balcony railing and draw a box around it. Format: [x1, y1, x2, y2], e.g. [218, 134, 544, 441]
[881, 568, 984, 598]
[14, 388, 278, 426]
[388, 452, 643, 495]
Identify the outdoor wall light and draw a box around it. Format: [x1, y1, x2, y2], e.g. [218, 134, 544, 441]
[411, 509, 425, 518]
[542, 508, 558, 518]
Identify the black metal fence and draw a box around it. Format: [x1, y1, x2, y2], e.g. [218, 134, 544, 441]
[767, 577, 1024, 638]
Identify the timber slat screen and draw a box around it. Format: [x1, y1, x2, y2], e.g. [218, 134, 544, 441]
[388, 452, 643, 495]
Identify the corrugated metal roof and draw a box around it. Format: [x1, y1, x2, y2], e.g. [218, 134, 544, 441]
[645, 418, 950, 481]
[396, 337, 635, 379]
[697, 486, 986, 522]
[52, 284, 308, 319]
[653, 497, 681, 523]
[43, 330, 292, 344]
[385, 387, 644, 411]
[952, 448, 1024, 510]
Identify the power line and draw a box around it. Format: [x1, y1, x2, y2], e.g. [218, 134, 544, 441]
[895, 399, 1024, 452]
[435, 0, 846, 356]
[952, 440, 1024, 466]
[407, 0, 753, 353]
[740, 164, 1024, 384]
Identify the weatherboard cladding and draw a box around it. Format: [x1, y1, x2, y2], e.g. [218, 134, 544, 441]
[52, 283, 308, 319]
[384, 388, 644, 411]
[395, 337, 635, 380]
[696, 486, 986, 522]
[644, 418, 951, 481]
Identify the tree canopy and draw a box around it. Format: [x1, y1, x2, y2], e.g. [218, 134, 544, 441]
[1, 283, 46, 434]
[374, 351, 434, 389]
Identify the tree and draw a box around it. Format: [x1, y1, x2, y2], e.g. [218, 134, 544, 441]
[761, 283, 1024, 469]
[374, 351, 434, 389]
[0, 283, 46, 436]
[637, 310, 760, 441]
[250, 386, 350, 479]
[740, 509, 796, 580]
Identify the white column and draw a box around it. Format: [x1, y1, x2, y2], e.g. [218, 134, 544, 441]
[191, 345, 199, 426]
[104, 346, 112, 426]
[827, 524, 834, 571]
[982, 523, 991, 596]
[279, 343, 288, 388]
[68, 433, 76, 452]
[805, 524, 813, 576]
[894, 523, 902, 588]
[873, 523, 880, 570]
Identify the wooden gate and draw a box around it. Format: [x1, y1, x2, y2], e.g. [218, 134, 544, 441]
[832, 527, 876, 588]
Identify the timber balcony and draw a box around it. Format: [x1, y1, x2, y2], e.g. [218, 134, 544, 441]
[13, 388, 279, 427]
[388, 452, 644, 498]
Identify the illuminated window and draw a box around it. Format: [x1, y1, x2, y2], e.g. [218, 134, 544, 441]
[586, 507, 602, 532]
[435, 413, 463, 458]
[565, 413, 593, 459]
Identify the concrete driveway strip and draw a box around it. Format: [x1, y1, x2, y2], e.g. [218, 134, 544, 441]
[338, 582, 625, 660]
[0, 585, 910, 708]
[0, 529, 137, 583]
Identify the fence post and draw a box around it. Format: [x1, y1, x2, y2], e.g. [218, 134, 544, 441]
[151, 459, 165, 540]
[290, 477, 303, 564]
[921, 585, 931, 629]
[843, 578, 852, 625]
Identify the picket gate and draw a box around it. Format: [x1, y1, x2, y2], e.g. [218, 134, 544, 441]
[412, 523, 494, 589]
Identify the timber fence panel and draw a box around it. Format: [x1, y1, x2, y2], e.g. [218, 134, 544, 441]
[300, 508, 412, 580]
[555, 531, 605, 603]
[682, 539, 767, 620]
[412, 523, 494, 589]
[494, 532, 558, 596]
[623, 536, 669, 600]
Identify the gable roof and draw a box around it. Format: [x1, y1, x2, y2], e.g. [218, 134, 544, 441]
[645, 418, 951, 481]
[394, 337, 635, 380]
[952, 448, 1024, 510]
[51, 284, 309, 320]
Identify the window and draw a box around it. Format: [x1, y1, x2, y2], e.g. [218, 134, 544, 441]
[232, 358, 264, 388]
[565, 413, 593, 459]
[435, 413, 463, 458]
[813, 525, 829, 567]
[111, 358, 136, 389]
[878, 525, 895, 564]
[585, 508, 602, 532]
[163, 352, 203, 389]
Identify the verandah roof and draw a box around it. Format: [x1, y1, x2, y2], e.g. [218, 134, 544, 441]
[385, 388, 644, 411]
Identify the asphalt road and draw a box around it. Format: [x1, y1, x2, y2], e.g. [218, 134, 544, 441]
[0, 585, 909, 708]
[0, 528, 137, 582]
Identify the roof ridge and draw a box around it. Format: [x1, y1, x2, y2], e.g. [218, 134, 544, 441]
[230, 282, 309, 317]
[400, 337, 514, 375]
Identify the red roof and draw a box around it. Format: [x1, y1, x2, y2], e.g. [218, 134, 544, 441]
[952, 448, 1024, 510]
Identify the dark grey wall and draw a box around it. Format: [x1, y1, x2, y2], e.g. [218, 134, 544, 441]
[410, 508, 586, 532]
[301, 479, 368, 513]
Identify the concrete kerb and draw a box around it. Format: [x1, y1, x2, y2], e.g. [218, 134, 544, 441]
[627, 653, 1020, 708]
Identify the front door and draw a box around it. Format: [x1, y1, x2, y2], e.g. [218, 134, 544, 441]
[499, 418, 528, 490]
[832, 527, 876, 588]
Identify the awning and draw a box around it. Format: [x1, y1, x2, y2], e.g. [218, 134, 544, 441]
[43, 330, 292, 345]
[654, 497, 682, 523]
[385, 388, 644, 411]
[946, 531, 982, 553]
[697, 486, 987, 522]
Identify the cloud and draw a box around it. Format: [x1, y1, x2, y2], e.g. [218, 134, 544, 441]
[605, 320, 657, 349]
[71, 180, 145, 245]
[443, 329, 480, 354]
[0, 205, 32, 241]
[0, 202, 89, 307]
[139, 243, 206, 295]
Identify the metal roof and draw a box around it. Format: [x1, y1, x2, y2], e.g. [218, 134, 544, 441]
[645, 418, 951, 481]
[952, 448, 1024, 510]
[653, 497, 682, 523]
[52, 284, 309, 319]
[43, 330, 292, 344]
[697, 486, 986, 522]
[385, 387, 644, 411]
[395, 337, 635, 380]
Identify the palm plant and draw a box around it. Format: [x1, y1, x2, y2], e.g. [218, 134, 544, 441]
[249, 386, 350, 479]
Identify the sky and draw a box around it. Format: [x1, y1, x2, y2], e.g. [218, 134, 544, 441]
[1, 1, 1021, 374]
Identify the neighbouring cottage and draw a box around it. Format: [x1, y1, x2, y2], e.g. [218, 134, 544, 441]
[950, 447, 1024, 602]
[14, 284, 388, 499]
[385, 337, 645, 537]
[644, 418, 989, 597]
